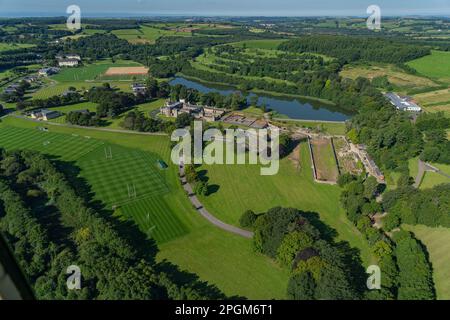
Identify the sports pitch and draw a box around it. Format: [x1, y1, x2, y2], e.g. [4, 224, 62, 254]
[0, 126, 183, 243]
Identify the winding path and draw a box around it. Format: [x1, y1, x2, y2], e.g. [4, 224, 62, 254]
[178, 162, 254, 239]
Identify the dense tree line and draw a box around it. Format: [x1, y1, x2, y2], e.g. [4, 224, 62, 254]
[338, 174, 436, 300]
[416, 112, 450, 164]
[66, 111, 100, 127]
[85, 84, 139, 118]
[279, 35, 430, 64]
[181, 59, 381, 113]
[120, 111, 171, 133]
[393, 231, 435, 300]
[0, 149, 226, 299]
[245, 207, 366, 300]
[18, 91, 82, 110]
[382, 184, 450, 230]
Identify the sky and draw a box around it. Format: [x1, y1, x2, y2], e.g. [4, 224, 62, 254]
[0, 0, 449, 17]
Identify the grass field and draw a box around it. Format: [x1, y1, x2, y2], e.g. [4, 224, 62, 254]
[197, 140, 372, 265]
[407, 50, 450, 82]
[310, 138, 339, 182]
[413, 88, 450, 116]
[51, 59, 144, 82]
[340, 63, 440, 93]
[31, 80, 134, 99]
[0, 42, 34, 52]
[404, 225, 450, 300]
[113, 25, 192, 44]
[0, 116, 289, 299]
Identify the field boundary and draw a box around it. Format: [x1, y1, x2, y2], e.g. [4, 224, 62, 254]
[330, 137, 342, 177]
[308, 136, 339, 185]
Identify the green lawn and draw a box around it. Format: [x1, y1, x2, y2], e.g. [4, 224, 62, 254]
[409, 157, 450, 189]
[0, 116, 289, 299]
[421, 163, 450, 189]
[197, 140, 373, 265]
[404, 225, 450, 300]
[407, 50, 450, 82]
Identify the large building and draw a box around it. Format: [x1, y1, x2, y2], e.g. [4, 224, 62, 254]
[30, 109, 60, 121]
[38, 67, 60, 77]
[160, 99, 226, 122]
[384, 92, 422, 112]
[131, 83, 147, 96]
[57, 59, 79, 67]
[56, 54, 81, 67]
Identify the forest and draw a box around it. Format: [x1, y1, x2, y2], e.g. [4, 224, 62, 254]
[338, 174, 436, 300]
[0, 149, 227, 299]
[279, 35, 431, 64]
[242, 207, 367, 300]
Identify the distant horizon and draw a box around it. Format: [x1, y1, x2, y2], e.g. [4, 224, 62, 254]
[0, 12, 449, 19]
[0, 0, 449, 18]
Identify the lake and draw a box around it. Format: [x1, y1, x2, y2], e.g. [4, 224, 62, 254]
[170, 77, 353, 122]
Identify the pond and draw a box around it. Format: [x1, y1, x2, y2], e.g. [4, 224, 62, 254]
[170, 77, 354, 122]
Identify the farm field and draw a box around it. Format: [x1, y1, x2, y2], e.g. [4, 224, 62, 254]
[198, 140, 372, 265]
[340, 63, 440, 93]
[310, 137, 339, 182]
[404, 225, 450, 300]
[113, 25, 192, 44]
[413, 88, 450, 116]
[0, 116, 289, 299]
[406, 50, 450, 82]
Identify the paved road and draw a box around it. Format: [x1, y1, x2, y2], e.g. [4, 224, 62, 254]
[179, 162, 254, 239]
[414, 159, 426, 188]
[8, 115, 168, 136]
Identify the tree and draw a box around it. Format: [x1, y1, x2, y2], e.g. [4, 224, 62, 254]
[175, 113, 192, 128]
[194, 181, 208, 196]
[363, 176, 379, 198]
[145, 77, 158, 98]
[276, 231, 314, 267]
[184, 165, 198, 183]
[394, 231, 435, 300]
[287, 272, 315, 300]
[239, 210, 258, 228]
